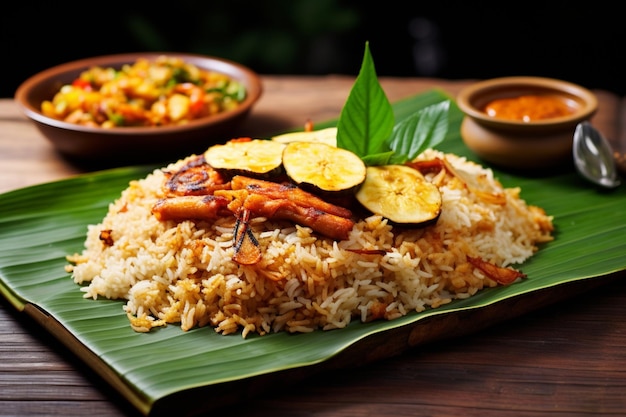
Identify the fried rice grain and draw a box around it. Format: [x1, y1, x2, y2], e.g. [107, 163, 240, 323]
[67, 149, 554, 337]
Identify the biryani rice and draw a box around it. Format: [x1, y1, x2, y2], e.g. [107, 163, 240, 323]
[67, 149, 554, 337]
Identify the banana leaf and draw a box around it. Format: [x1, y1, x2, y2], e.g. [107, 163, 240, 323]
[1, 89, 625, 416]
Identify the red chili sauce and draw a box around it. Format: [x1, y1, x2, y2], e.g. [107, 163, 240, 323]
[484, 95, 575, 122]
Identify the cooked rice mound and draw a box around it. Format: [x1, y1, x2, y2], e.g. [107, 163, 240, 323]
[67, 149, 553, 337]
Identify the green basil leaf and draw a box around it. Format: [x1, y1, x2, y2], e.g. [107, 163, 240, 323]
[336, 42, 394, 160]
[362, 151, 395, 166]
[387, 100, 450, 163]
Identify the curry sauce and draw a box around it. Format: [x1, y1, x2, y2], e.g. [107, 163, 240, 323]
[484, 95, 575, 122]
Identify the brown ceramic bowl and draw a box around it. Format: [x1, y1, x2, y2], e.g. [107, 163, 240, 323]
[456, 76, 598, 170]
[14, 52, 262, 164]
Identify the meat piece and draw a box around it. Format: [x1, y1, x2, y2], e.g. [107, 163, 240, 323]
[243, 193, 354, 241]
[152, 195, 231, 221]
[230, 175, 352, 219]
[163, 155, 229, 196]
[232, 208, 262, 265]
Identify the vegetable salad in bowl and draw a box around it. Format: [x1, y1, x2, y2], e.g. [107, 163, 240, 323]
[41, 55, 247, 128]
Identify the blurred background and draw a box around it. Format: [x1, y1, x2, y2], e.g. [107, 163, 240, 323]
[3, 0, 624, 98]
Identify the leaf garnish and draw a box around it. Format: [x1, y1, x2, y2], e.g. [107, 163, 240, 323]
[336, 42, 450, 165]
[387, 100, 450, 164]
[336, 42, 395, 164]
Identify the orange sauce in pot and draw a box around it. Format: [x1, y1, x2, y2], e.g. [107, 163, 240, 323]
[484, 95, 575, 122]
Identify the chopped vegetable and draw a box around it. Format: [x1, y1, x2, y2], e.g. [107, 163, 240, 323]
[282, 141, 366, 194]
[355, 165, 442, 225]
[40, 55, 247, 127]
[204, 138, 286, 178]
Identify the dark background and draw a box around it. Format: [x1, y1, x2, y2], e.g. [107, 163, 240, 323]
[2, 1, 624, 98]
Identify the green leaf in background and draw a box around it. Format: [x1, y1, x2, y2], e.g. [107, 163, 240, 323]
[336, 42, 394, 162]
[0, 90, 624, 416]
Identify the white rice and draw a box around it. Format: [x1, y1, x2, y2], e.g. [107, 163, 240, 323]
[67, 149, 554, 337]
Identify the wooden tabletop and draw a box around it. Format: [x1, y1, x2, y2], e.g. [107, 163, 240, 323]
[1, 76, 625, 417]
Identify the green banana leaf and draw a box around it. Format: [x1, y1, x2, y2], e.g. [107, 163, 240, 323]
[1, 89, 625, 416]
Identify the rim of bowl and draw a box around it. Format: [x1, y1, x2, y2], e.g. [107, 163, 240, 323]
[456, 76, 598, 129]
[14, 52, 263, 136]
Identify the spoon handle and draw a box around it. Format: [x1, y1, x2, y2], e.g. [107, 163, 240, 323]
[612, 106, 626, 175]
[613, 137, 626, 176]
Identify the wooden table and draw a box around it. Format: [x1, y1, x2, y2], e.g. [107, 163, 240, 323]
[1, 76, 625, 416]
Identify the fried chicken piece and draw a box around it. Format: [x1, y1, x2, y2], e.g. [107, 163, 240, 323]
[232, 208, 262, 265]
[242, 193, 354, 241]
[152, 195, 231, 221]
[230, 175, 352, 219]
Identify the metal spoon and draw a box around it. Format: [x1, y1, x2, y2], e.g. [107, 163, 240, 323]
[573, 121, 621, 189]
